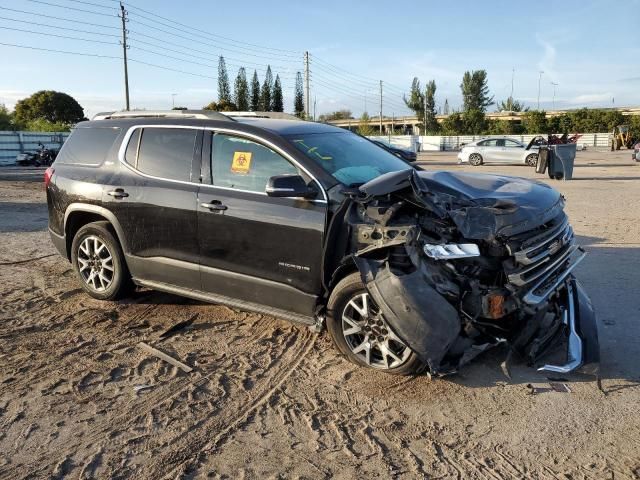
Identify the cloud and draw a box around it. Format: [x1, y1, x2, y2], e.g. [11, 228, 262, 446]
[535, 34, 558, 81]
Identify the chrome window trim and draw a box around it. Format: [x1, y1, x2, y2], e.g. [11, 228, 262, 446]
[116, 124, 328, 204]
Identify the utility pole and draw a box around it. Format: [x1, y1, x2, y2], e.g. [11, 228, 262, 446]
[171, 93, 177, 109]
[550, 82, 558, 110]
[537, 70, 544, 110]
[510, 67, 515, 100]
[379, 80, 383, 134]
[304, 51, 310, 120]
[313, 96, 316, 121]
[423, 94, 427, 136]
[119, 2, 130, 111]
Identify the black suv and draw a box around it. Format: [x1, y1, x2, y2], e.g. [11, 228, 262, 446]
[46, 110, 599, 375]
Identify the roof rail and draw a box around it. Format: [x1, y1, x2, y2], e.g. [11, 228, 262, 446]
[225, 111, 301, 121]
[92, 110, 234, 121]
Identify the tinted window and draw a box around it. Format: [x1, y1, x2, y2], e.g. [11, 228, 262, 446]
[124, 128, 140, 166]
[136, 128, 197, 182]
[56, 127, 121, 165]
[286, 132, 410, 186]
[504, 139, 521, 147]
[211, 133, 298, 192]
[495, 139, 505, 147]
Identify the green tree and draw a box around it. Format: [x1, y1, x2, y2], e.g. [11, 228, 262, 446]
[250, 70, 260, 112]
[217, 56, 231, 103]
[441, 112, 464, 135]
[0, 104, 12, 130]
[497, 96, 526, 112]
[403, 77, 424, 119]
[461, 70, 494, 112]
[272, 74, 284, 112]
[522, 110, 548, 134]
[294, 71, 305, 118]
[443, 98, 450, 115]
[234, 67, 249, 111]
[24, 118, 71, 132]
[486, 119, 523, 135]
[260, 66, 273, 111]
[203, 99, 237, 112]
[357, 112, 375, 136]
[318, 109, 353, 122]
[424, 80, 439, 133]
[462, 109, 486, 134]
[14, 90, 84, 125]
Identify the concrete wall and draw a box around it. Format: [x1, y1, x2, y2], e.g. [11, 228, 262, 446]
[0, 131, 70, 166]
[371, 133, 611, 152]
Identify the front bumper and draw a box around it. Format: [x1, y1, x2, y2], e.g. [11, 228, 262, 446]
[536, 278, 599, 375]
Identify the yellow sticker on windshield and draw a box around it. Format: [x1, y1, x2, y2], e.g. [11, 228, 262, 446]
[231, 151, 252, 174]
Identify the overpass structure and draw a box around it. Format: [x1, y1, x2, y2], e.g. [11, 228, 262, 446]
[327, 106, 640, 134]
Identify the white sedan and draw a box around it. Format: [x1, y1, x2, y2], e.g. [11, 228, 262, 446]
[457, 138, 539, 166]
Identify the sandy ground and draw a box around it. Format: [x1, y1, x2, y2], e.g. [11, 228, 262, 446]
[1, 150, 639, 479]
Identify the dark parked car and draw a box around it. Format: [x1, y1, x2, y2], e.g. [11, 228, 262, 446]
[46, 110, 598, 375]
[371, 139, 417, 162]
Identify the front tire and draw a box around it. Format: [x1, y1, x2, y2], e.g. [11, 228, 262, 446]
[468, 153, 483, 166]
[71, 221, 131, 300]
[326, 273, 424, 375]
[525, 153, 538, 167]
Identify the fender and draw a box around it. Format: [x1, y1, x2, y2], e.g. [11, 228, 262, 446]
[64, 203, 129, 255]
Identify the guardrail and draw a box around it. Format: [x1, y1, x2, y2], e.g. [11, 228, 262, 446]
[0, 131, 70, 166]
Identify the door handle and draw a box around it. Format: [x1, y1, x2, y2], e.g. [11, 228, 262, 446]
[107, 188, 129, 199]
[200, 201, 228, 212]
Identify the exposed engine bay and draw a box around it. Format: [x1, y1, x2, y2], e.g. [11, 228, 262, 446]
[324, 169, 600, 375]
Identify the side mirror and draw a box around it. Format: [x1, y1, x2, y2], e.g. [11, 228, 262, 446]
[266, 174, 318, 199]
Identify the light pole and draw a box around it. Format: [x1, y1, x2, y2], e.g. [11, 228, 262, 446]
[171, 93, 177, 109]
[550, 82, 558, 110]
[537, 71, 544, 110]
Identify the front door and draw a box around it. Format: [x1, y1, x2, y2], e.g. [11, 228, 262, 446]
[197, 131, 327, 316]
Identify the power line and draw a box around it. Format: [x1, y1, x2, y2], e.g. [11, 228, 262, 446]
[23, 0, 117, 17]
[0, 25, 119, 45]
[0, 14, 121, 37]
[63, 0, 117, 9]
[127, 16, 302, 66]
[107, 0, 299, 55]
[0, 40, 120, 59]
[126, 32, 299, 73]
[0, 5, 120, 29]
[312, 54, 407, 93]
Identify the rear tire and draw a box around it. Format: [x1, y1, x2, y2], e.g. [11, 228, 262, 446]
[326, 273, 424, 375]
[468, 153, 483, 166]
[525, 153, 538, 167]
[71, 221, 132, 301]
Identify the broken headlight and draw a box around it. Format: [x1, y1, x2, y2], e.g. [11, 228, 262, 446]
[423, 243, 480, 260]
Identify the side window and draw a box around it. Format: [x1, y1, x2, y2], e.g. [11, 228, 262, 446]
[124, 128, 141, 166]
[211, 133, 298, 193]
[134, 128, 197, 182]
[482, 139, 497, 147]
[495, 139, 505, 147]
[504, 140, 520, 148]
[57, 127, 121, 166]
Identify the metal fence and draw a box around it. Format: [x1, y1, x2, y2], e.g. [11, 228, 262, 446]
[370, 133, 612, 153]
[0, 131, 70, 166]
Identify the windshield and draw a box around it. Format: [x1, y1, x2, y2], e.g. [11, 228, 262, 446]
[285, 132, 411, 186]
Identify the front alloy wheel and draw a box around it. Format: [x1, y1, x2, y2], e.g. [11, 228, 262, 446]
[341, 293, 412, 369]
[469, 153, 483, 166]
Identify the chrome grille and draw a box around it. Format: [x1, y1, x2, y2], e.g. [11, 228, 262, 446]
[505, 214, 586, 305]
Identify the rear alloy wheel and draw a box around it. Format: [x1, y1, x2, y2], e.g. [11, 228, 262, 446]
[71, 221, 131, 300]
[468, 153, 483, 166]
[525, 153, 538, 167]
[327, 273, 424, 375]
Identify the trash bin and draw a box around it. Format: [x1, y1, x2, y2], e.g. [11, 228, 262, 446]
[535, 147, 549, 174]
[548, 144, 577, 180]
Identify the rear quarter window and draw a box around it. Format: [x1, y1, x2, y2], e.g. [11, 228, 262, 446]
[134, 127, 197, 182]
[56, 127, 121, 166]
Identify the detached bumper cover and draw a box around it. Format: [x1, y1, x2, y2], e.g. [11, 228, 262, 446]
[537, 278, 600, 375]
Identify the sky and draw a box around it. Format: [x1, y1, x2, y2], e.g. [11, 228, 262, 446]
[0, 0, 639, 119]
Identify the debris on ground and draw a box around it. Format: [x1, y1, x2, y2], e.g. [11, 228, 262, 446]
[527, 382, 572, 395]
[137, 342, 193, 373]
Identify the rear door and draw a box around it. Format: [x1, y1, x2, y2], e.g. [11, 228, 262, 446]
[108, 126, 203, 289]
[502, 139, 525, 163]
[197, 131, 327, 316]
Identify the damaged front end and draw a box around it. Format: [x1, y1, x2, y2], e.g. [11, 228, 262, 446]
[334, 169, 599, 376]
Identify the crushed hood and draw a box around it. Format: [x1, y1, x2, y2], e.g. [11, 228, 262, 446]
[358, 169, 564, 240]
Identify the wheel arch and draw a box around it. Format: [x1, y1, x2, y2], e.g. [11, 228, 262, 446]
[64, 204, 128, 261]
